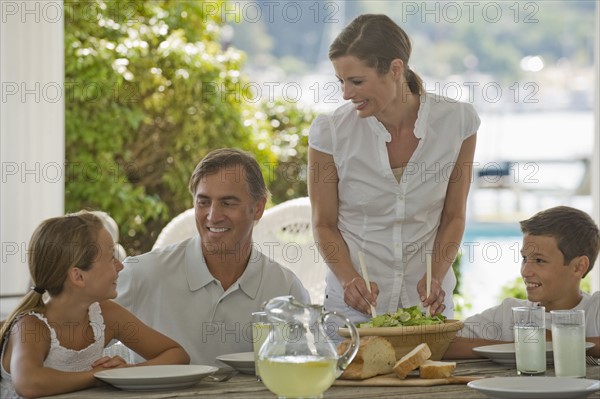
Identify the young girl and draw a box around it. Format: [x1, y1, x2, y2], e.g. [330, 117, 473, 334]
[0, 211, 190, 398]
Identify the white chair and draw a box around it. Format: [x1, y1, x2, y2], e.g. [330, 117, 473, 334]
[152, 208, 197, 250]
[91, 210, 127, 261]
[253, 197, 327, 304]
[152, 198, 327, 304]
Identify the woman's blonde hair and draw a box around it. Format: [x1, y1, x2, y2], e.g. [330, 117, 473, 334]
[0, 211, 104, 354]
[329, 14, 424, 96]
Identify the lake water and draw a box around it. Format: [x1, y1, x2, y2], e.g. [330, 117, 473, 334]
[459, 110, 594, 317]
[459, 222, 523, 317]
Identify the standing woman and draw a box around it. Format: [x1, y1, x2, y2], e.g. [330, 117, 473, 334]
[308, 14, 480, 323]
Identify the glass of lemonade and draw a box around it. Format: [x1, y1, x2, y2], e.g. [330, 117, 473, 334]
[512, 306, 546, 375]
[551, 310, 586, 378]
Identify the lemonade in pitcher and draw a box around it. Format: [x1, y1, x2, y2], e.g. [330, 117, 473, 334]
[259, 356, 337, 398]
[258, 296, 359, 399]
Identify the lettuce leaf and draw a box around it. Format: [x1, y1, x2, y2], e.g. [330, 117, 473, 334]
[357, 305, 446, 328]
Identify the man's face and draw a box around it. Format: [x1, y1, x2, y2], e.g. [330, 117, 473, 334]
[193, 166, 265, 256]
[520, 234, 583, 310]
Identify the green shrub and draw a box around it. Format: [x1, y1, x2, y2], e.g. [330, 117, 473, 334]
[65, 1, 314, 254]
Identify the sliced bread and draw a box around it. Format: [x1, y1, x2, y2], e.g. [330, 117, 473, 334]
[419, 360, 457, 379]
[392, 343, 432, 379]
[337, 336, 396, 380]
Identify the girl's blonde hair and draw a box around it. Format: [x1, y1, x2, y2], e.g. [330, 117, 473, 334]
[0, 211, 104, 354]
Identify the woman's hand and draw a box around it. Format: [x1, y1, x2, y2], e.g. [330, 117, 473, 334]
[417, 275, 446, 316]
[92, 355, 129, 369]
[343, 276, 379, 315]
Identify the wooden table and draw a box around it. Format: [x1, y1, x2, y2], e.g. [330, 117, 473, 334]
[43, 359, 600, 399]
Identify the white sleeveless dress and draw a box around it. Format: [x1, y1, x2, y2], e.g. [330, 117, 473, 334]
[0, 302, 105, 399]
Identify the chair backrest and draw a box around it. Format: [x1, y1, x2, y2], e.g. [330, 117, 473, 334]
[91, 210, 127, 261]
[152, 208, 197, 250]
[253, 197, 327, 304]
[152, 198, 327, 304]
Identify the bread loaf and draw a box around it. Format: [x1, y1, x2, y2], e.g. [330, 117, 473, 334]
[337, 336, 396, 380]
[419, 360, 456, 379]
[392, 343, 431, 379]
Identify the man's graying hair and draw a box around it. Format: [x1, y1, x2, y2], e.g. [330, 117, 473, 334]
[188, 148, 270, 202]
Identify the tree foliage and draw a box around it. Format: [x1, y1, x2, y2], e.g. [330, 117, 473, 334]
[232, 1, 596, 82]
[255, 100, 316, 204]
[65, 1, 311, 254]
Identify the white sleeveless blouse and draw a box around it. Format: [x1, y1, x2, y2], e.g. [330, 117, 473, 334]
[0, 302, 105, 398]
[309, 93, 480, 323]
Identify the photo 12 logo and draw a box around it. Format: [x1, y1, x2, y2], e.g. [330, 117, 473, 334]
[1, 1, 143, 24]
[1, 81, 140, 104]
[1, 161, 137, 184]
[1, 1, 62, 23]
[202, 1, 341, 24]
[398, 1, 540, 24]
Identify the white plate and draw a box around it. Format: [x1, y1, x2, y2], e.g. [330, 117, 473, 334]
[215, 352, 255, 375]
[468, 377, 600, 399]
[473, 342, 595, 365]
[94, 365, 218, 391]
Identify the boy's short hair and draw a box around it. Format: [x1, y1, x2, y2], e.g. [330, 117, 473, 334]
[520, 206, 600, 277]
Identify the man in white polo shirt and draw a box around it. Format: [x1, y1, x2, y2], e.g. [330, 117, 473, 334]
[116, 148, 310, 365]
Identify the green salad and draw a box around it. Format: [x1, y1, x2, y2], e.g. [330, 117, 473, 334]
[357, 305, 446, 328]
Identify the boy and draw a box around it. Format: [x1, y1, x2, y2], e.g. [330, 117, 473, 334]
[445, 206, 599, 359]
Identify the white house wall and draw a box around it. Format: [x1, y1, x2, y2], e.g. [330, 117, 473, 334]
[1, 1, 65, 295]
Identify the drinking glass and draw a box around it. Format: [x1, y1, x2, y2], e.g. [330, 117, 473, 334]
[512, 306, 546, 375]
[551, 309, 586, 377]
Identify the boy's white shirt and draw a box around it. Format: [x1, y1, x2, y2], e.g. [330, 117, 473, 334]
[458, 291, 600, 341]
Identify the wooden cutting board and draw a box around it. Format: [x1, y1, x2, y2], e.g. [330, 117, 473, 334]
[334, 374, 485, 387]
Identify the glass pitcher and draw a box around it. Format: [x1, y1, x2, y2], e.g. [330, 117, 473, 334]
[257, 296, 359, 399]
